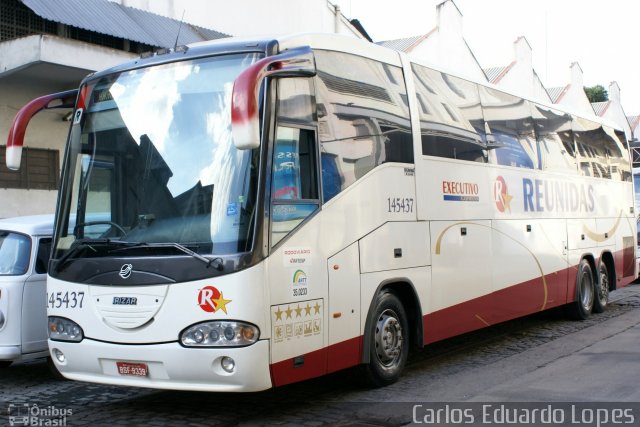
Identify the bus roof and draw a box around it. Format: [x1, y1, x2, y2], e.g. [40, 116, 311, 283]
[84, 32, 626, 134]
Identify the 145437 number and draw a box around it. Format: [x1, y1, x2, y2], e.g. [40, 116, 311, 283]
[387, 197, 414, 213]
[48, 291, 85, 309]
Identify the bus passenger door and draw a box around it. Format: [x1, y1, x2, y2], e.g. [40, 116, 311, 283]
[268, 77, 326, 386]
[327, 243, 361, 373]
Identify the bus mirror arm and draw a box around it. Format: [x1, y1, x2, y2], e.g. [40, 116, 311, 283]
[6, 89, 78, 171]
[231, 46, 316, 150]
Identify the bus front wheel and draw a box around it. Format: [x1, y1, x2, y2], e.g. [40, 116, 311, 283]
[363, 291, 409, 387]
[567, 259, 595, 320]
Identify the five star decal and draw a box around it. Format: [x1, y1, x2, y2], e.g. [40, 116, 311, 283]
[272, 299, 323, 343]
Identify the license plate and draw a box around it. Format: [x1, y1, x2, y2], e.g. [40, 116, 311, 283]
[116, 362, 148, 377]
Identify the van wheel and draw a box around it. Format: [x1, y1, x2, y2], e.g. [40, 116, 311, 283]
[47, 357, 66, 380]
[363, 291, 409, 387]
[593, 261, 610, 313]
[567, 259, 595, 320]
[0, 361, 12, 368]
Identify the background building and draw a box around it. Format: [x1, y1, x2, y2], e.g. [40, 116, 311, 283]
[1, 0, 636, 218]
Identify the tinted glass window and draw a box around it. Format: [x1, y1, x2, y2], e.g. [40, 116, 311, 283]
[35, 238, 52, 274]
[0, 231, 31, 275]
[412, 64, 487, 162]
[480, 87, 537, 169]
[271, 78, 320, 247]
[606, 127, 631, 181]
[573, 117, 613, 179]
[532, 104, 577, 174]
[314, 50, 412, 202]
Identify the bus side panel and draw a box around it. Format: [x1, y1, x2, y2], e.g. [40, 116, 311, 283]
[359, 222, 430, 274]
[491, 218, 568, 318]
[616, 235, 636, 287]
[596, 216, 636, 287]
[426, 220, 492, 343]
[327, 242, 361, 374]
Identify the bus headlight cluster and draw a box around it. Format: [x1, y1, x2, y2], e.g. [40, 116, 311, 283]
[180, 321, 259, 347]
[48, 317, 84, 342]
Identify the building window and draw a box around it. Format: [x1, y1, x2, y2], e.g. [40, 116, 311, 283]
[0, 146, 59, 190]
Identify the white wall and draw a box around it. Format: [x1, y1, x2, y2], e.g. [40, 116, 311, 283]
[0, 79, 72, 219]
[554, 62, 594, 118]
[494, 37, 551, 103]
[405, 1, 486, 82]
[601, 82, 632, 141]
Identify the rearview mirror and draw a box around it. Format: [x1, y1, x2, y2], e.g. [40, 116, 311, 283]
[231, 46, 316, 150]
[6, 89, 78, 170]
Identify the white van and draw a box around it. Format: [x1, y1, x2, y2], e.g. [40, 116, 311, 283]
[0, 215, 55, 367]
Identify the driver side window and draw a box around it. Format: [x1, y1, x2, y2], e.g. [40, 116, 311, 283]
[271, 78, 319, 247]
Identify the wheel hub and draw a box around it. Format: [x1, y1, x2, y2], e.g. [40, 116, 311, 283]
[374, 310, 403, 366]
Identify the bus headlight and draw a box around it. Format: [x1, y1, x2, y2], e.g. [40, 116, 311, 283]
[48, 317, 84, 342]
[180, 321, 259, 347]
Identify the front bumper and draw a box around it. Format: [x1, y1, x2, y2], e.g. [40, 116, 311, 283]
[49, 339, 272, 392]
[0, 345, 20, 361]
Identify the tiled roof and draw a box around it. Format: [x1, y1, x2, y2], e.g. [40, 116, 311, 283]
[547, 85, 569, 103]
[376, 28, 436, 53]
[482, 61, 515, 84]
[21, 0, 228, 48]
[591, 101, 610, 116]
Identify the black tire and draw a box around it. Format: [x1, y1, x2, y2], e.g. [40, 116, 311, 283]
[362, 291, 409, 387]
[566, 259, 595, 320]
[593, 261, 610, 313]
[0, 361, 12, 368]
[47, 356, 66, 380]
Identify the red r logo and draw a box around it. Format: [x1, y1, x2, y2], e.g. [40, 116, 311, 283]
[198, 286, 232, 314]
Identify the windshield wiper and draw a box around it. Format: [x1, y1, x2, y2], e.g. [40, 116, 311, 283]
[108, 242, 222, 270]
[53, 238, 134, 272]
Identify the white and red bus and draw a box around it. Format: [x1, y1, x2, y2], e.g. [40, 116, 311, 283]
[6, 33, 635, 391]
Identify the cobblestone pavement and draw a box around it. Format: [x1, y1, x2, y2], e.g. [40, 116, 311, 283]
[1, 284, 639, 426]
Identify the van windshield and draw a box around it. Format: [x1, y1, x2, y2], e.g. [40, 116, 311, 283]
[0, 231, 31, 275]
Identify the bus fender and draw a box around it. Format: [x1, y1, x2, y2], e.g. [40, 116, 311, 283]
[361, 279, 423, 364]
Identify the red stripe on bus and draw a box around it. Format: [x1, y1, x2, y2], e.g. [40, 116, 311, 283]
[270, 247, 636, 387]
[270, 336, 362, 387]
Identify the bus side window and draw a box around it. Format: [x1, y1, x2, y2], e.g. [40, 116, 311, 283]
[271, 126, 320, 247]
[272, 126, 318, 200]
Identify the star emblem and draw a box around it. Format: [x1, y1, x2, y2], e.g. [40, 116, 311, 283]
[295, 304, 303, 317]
[212, 292, 232, 314]
[274, 306, 283, 321]
[304, 303, 312, 316]
[502, 191, 513, 212]
[313, 301, 321, 314]
[285, 305, 293, 319]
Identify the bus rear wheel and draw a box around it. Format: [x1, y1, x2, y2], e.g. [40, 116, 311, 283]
[593, 261, 610, 313]
[0, 361, 11, 368]
[363, 291, 409, 387]
[567, 259, 595, 320]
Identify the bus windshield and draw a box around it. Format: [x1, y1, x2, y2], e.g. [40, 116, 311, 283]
[53, 52, 262, 261]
